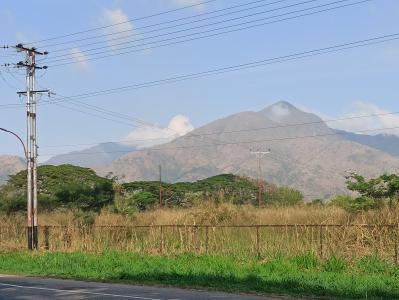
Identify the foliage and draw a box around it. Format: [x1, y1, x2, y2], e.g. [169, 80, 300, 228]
[122, 174, 304, 209]
[265, 186, 304, 206]
[329, 195, 379, 213]
[0, 165, 114, 213]
[122, 174, 259, 207]
[346, 173, 399, 208]
[0, 169, 304, 214]
[0, 252, 398, 299]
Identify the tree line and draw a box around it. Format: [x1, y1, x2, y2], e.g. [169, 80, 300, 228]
[0, 164, 398, 214]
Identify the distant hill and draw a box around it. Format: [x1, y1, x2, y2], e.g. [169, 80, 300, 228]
[45, 142, 137, 168]
[336, 130, 399, 157]
[97, 101, 399, 199]
[0, 155, 25, 185]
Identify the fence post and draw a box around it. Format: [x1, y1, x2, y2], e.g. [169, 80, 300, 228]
[256, 225, 260, 259]
[160, 225, 164, 255]
[44, 226, 50, 250]
[319, 225, 324, 259]
[205, 226, 209, 254]
[395, 224, 399, 265]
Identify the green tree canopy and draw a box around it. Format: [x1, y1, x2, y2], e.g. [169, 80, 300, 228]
[0, 164, 114, 214]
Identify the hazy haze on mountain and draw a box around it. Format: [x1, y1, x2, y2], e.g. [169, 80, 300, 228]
[0, 155, 25, 185]
[97, 101, 399, 199]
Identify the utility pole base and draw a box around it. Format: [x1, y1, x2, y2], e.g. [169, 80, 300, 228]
[27, 226, 33, 250]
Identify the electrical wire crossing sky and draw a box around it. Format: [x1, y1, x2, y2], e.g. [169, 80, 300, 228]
[0, 0, 399, 159]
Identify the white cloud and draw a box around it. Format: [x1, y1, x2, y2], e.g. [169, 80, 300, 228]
[324, 102, 399, 136]
[123, 114, 194, 148]
[269, 102, 291, 118]
[100, 8, 135, 51]
[70, 47, 89, 71]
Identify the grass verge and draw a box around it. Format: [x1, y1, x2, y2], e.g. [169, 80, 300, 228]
[0, 252, 398, 299]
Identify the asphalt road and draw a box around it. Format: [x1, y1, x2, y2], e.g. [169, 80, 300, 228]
[0, 275, 292, 300]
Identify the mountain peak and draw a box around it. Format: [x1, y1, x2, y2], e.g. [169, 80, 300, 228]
[260, 101, 322, 124]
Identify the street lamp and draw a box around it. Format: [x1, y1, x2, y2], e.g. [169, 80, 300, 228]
[0, 127, 32, 249]
[0, 127, 27, 159]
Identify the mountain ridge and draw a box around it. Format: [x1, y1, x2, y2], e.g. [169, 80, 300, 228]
[96, 101, 399, 198]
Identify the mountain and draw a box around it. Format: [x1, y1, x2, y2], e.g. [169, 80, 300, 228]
[0, 155, 25, 185]
[97, 101, 399, 199]
[45, 142, 137, 168]
[336, 130, 399, 157]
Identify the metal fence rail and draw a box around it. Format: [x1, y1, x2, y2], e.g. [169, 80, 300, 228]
[0, 224, 398, 262]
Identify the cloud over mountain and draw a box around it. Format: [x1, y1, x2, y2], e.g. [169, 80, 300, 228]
[123, 114, 194, 148]
[325, 102, 399, 136]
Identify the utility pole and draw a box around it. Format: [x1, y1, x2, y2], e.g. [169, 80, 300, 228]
[13, 44, 49, 250]
[250, 148, 271, 207]
[159, 164, 163, 207]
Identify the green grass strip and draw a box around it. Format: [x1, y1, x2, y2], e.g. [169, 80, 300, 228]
[0, 251, 398, 299]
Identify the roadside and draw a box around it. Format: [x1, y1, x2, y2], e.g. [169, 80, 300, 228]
[0, 275, 293, 300]
[0, 252, 398, 299]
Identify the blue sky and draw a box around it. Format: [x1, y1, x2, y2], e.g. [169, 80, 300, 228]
[1, 0, 399, 159]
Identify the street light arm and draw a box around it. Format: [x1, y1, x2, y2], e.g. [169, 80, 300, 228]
[0, 127, 27, 160]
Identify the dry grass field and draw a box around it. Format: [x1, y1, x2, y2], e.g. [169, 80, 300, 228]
[1, 204, 398, 262]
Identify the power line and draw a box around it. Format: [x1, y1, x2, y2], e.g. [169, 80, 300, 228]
[43, 0, 320, 56]
[36, 109, 399, 149]
[23, 0, 218, 46]
[43, 0, 369, 65]
[40, 0, 292, 50]
[38, 125, 399, 157]
[1, 32, 397, 111]
[44, 32, 399, 101]
[46, 0, 373, 67]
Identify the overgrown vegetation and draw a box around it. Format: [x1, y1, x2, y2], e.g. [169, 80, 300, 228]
[1, 164, 398, 216]
[327, 173, 399, 213]
[0, 251, 398, 299]
[0, 165, 114, 214]
[0, 166, 305, 214]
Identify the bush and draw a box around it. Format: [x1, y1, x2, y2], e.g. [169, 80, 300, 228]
[266, 186, 304, 206]
[329, 195, 378, 213]
[119, 192, 158, 212]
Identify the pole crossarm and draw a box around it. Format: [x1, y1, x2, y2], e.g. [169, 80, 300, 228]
[14, 43, 48, 55]
[250, 148, 271, 207]
[17, 90, 50, 96]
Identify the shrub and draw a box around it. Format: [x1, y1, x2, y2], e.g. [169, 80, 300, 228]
[121, 191, 158, 212]
[266, 186, 304, 206]
[329, 195, 378, 213]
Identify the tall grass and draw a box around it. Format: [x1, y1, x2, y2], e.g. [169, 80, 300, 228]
[0, 204, 398, 262]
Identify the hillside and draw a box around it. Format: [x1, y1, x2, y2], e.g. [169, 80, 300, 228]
[98, 101, 399, 199]
[45, 142, 137, 168]
[0, 155, 25, 185]
[336, 130, 399, 157]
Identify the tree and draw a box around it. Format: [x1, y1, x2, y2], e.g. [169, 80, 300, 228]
[0, 164, 114, 213]
[346, 173, 399, 209]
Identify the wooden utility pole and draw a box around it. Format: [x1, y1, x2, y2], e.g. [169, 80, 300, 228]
[159, 164, 163, 207]
[250, 148, 271, 207]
